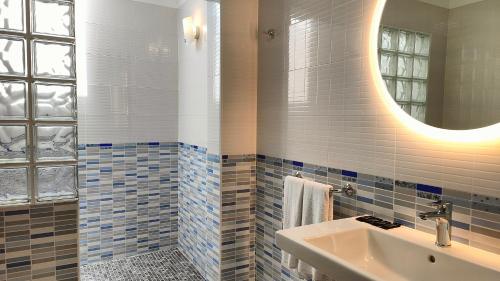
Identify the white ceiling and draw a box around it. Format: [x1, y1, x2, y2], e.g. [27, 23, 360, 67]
[131, 0, 179, 8]
[418, 0, 486, 9]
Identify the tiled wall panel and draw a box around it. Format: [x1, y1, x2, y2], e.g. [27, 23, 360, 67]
[257, 0, 500, 200]
[221, 155, 256, 281]
[177, 0, 222, 155]
[179, 145, 260, 281]
[257, 2, 500, 279]
[206, 153, 222, 280]
[177, 0, 209, 148]
[255, 155, 500, 281]
[77, 0, 178, 144]
[255, 156, 301, 281]
[0, 202, 79, 281]
[207, 0, 222, 155]
[178, 143, 220, 281]
[78, 142, 178, 266]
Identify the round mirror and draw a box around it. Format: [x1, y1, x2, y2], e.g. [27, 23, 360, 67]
[378, 0, 500, 130]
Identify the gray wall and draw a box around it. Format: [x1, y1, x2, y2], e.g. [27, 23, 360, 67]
[443, 0, 500, 129]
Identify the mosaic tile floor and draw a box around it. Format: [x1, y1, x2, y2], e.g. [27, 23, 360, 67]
[80, 249, 204, 281]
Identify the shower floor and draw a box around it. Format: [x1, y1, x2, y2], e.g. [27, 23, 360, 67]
[80, 249, 204, 281]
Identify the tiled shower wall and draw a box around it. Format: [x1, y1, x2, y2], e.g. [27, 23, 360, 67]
[76, 0, 181, 267]
[257, 0, 500, 280]
[178, 143, 220, 281]
[217, 0, 259, 279]
[0, 0, 179, 279]
[178, 145, 259, 281]
[78, 142, 178, 265]
[0, 202, 79, 281]
[77, 0, 178, 145]
[177, 0, 225, 279]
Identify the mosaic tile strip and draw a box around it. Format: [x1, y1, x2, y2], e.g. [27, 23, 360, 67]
[255, 154, 500, 281]
[256, 155, 301, 281]
[206, 153, 222, 280]
[221, 155, 256, 281]
[78, 142, 179, 266]
[0, 202, 79, 281]
[80, 248, 204, 281]
[178, 143, 220, 281]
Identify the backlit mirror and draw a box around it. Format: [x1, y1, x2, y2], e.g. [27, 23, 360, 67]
[378, 0, 500, 130]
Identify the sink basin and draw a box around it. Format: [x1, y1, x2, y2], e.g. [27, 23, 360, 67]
[276, 217, 500, 281]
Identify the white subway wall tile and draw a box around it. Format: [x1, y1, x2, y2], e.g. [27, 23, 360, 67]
[177, 0, 210, 148]
[257, 0, 500, 198]
[78, 0, 178, 144]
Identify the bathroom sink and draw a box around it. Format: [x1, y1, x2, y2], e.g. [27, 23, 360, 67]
[276, 217, 500, 281]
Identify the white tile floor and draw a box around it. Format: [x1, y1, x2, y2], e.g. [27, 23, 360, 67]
[80, 249, 204, 281]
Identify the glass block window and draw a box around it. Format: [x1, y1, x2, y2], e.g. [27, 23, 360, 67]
[379, 26, 431, 123]
[0, 0, 25, 32]
[0, 0, 77, 205]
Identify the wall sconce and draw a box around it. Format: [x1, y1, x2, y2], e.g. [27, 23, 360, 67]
[183, 16, 200, 43]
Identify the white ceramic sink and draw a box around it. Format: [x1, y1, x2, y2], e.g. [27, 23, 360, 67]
[276, 217, 500, 281]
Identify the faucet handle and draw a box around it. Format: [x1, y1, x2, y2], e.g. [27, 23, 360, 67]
[429, 200, 452, 212]
[429, 200, 444, 207]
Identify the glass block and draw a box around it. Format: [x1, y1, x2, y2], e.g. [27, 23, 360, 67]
[411, 104, 426, 123]
[413, 57, 429, 79]
[415, 33, 430, 56]
[0, 0, 24, 32]
[383, 77, 396, 98]
[380, 52, 397, 76]
[0, 81, 26, 119]
[0, 36, 26, 76]
[397, 55, 413, 78]
[398, 30, 415, 53]
[37, 166, 77, 201]
[412, 81, 427, 103]
[33, 0, 73, 37]
[398, 103, 411, 115]
[396, 79, 411, 102]
[36, 126, 76, 160]
[380, 27, 398, 51]
[0, 125, 27, 162]
[34, 83, 76, 120]
[0, 167, 29, 204]
[33, 40, 75, 78]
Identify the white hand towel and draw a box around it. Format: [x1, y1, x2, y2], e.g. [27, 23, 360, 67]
[281, 175, 305, 269]
[298, 179, 334, 281]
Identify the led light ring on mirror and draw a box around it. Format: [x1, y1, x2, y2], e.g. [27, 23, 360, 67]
[369, 0, 500, 143]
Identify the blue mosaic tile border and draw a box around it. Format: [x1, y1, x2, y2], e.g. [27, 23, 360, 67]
[178, 143, 221, 281]
[255, 154, 500, 281]
[78, 142, 179, 266]
[206, 152, 222, 280]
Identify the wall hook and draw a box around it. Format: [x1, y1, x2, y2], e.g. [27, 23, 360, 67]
[263, 29, 278, 40]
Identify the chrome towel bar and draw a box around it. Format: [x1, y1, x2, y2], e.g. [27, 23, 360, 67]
[294, 171, 355, 197]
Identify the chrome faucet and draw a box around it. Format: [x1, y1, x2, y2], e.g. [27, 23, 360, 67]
[418, 201, 453, 247]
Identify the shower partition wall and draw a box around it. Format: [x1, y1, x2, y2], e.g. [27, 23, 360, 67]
[0, 0, 78, 206]
[0, 3, 79, 278]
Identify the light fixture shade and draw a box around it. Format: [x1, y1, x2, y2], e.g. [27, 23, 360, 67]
[182, 16, 200, 43]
